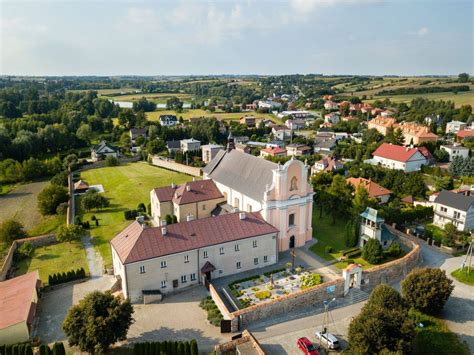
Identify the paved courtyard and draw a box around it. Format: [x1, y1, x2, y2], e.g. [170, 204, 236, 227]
[122, 285, 231, 353]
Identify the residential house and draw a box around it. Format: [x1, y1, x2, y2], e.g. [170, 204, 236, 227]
[311, 157, 344, 174]
[234, 136, 250, 144]
[166, 140, 181, 154]
[235, 143, 251, 154]
[285, 118, 306, 130]
[286, 144, 312, 157]
[368, 116, 398, 135]
[440, 144, 469, 162]
[324, 112, 340, 125]
[347, 177, 392, 204]
[129, 128, 147, 143]
[266, 140, 285, 148]
[277, 111, 314, 120]
[74, 180, 89, 194]
[369, 143, 430, 172]
[91, 140, 118, 162]
[0, 271, 40, 345]
[272, 125, 292, 140]
[381, 110, 395, 118]
[324, 101, 338, 110]
[258, 100, 281, 110]
[359, 208, 394, 249]
[456, 130, 474, 141]
[201, 144, 224, 164]
[159, 115, 178, 127]
[314, 138, 337, 155]
[398, 122, 438, 145]
[433, 190, 474, 231]
[260, 146, 287, 159]
[111, 212, 279, 302]
[203, 148, 314, 251]
[150, 179, 226, 225]
[243, 103, 258, 111]
[446, 121, 467, 134]
[180, 138, 201, 152]
[240, 116, 256, 127]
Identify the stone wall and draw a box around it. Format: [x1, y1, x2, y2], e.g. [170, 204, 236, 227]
[78, 156, 141, 172]
[214, 330, 266, 355]
[209, 283, 233, 321]
[232, 278, 345, 327]
[151, 156, 202, 177]
[0, 234, 56, 281]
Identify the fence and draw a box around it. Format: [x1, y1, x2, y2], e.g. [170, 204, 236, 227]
[151, 156, 202, 177]
[0, 234, 56, 281]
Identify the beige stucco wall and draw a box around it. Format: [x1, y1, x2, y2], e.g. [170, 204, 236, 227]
[0, 322, 30, 345]
[175, 196, 226, 222]
[120, 231, 278, 303]
[150, 190, 173, 226]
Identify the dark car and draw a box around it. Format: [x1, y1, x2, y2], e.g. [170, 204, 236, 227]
[297, 337, 319, 355]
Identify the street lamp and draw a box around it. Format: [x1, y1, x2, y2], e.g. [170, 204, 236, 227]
[320, 298, 336, 348]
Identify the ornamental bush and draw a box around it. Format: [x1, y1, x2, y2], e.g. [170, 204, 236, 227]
[300, 273, 322, 289]
[254, 290, 271, 300]
[401, 268, 454, 314]
[362, 239, 383, 264]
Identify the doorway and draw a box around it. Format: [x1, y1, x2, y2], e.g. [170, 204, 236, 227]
[289, 236, 295, 249]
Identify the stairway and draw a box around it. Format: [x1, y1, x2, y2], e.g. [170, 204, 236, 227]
[346, 288, 369, 304]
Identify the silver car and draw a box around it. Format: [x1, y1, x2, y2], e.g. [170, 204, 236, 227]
[315, 331, 340, 350]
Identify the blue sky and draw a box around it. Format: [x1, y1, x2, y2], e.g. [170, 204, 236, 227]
[1, 0, 472, 76]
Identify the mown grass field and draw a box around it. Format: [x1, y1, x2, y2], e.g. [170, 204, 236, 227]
[77, 162, 194, 265]
[451, 268, 474, 286]
[146, 109, 279, 123]
[15, 241, 89, 283]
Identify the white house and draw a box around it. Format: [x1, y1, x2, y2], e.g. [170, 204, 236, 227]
[201, 144, 224, 164]
[111, 212, 279, 302]
[159, 115, 178, 126]
[369, 143, 430, 172]
[91, 141, 118, 162]
[433, 190, 474, 231]
[180, 138, 201, 152]
[440, 144, 469, 161]
[324, 112, 340, 125]
[258, 100, 281, 110]
[324, 101, 338, 110]
[272, 125, 292, 140]
[446, 121, 467, 134]
[285, 118, 306, 130]
[359, 208, 394, 249]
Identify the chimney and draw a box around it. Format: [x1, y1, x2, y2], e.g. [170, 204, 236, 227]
[161, 220, 167, 226]
[161, 226, 167, 235]
[192, 177, 196, 182]
[187, 214, 194, 222]
[239, 212, 246, 220]
[186, 185, 191, 192]
[136, 216, 144, 224]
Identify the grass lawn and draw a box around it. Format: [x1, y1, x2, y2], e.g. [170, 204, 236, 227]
[451, 268, 474, 286]
[0, 183, 16, 195]
[15, 241, 89, 283]
[110, 92, 194, 103]
[411, 310, 470, 355]
[146, 109, 280, 123]
[77, 162, 193, 266]
[310, 211, 404, 270]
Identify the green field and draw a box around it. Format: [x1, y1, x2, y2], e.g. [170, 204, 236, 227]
[111, 92, 194, 103]
[15, 241, 89, 283]
[77, 162, 193, 265]
[366, 90, 474, 108]
[451, 268, 474, 286]
[146, 109, 279, 123]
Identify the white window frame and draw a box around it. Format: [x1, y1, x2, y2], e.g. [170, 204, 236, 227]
[139, 265, 146, 274]
[191, 273, 196, 281]
[235, 244, 240, 252]
[254, 257, 259, 265]
[161, 261, 167, 268]
[184, 255, 189, 263]
[161, 280, 167, 288]
[181, 275, 187, 283]
[264, 255, 268, 263]
[253, 240, 258, 248]
[203, 250, 208, 258]
[236, 261, 241, 269]
[220, 247, 225, 255]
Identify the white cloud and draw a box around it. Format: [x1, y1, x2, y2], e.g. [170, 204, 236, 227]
[417, 27, 429, 36]
[290, 0, 384, 14]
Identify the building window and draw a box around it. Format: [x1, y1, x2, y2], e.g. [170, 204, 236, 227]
[191, 273, 196, 281]
[220, 247, 225, 255]
[139, 265, 146, 274]
[234, 197, 240, 208]
[181, 275, 187, 283]
[254, 257, 259, 265]
[264, 255, 268, 263]
[235, 244, 240, 252]
[441, 206, 447, 213]
[289, 213, 295, 227]
[161, 280, 167, 288]
[202, 204, 206, 211]
[161, 261, 167, 268]
[184, 255, 189, 263]
[236, 261, 241, 269]
[247, 204, 253, 212]
[203, 251, 208, 258]
[253, 240, 258, 248]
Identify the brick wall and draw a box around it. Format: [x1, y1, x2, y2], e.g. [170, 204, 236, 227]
[0, 234, 56, 281]
[151, 156, 202, 177]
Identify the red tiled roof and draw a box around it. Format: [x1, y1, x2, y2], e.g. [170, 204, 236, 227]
[372, 143, 421, 162]
[111, 212, 279, 264]
[0, 271, 40, 329]
[417, 146, 434, 161]
[74, 180, 89, 190]
[172, 180, 223, 205]
[153, 186, 176, 202]
[402, 195, 415, 204]
[457, 130, 474, 139]
[261, 147, 286, 155]
[346, 177, 392, 198]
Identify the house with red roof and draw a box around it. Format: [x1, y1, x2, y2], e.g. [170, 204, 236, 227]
[111, 212, 279, 302]
[260, 146, 287, 159]
[456, 129, 474, 141]
[347, 177, 392, 203]
[370, 143, 430, 172]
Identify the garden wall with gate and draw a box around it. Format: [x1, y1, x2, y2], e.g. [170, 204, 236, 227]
[151, 156, 202, 177]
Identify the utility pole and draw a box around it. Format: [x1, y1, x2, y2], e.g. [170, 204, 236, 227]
[321, 298, 336, 348]
[461, 238, 473, 273]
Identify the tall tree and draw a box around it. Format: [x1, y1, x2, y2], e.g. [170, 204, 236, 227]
[327, 174, 353, 224]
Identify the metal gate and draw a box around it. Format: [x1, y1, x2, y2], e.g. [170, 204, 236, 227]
[220, 319, 232, 333]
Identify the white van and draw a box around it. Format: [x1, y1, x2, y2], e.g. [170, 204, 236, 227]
[315, 331, 340, 350]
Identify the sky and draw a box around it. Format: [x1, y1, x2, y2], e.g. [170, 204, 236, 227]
[0, 0, 473, 76]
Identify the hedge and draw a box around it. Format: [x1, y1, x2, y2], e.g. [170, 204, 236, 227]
[132, 340, 198, 354]
[342, 247, 360, 256]
[124, 209, 139, 220]
[48, 268, 86, 286]
[0, 342, 64, 355]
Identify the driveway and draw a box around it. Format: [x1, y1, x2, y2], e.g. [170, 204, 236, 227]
[122, 285, 231, 353]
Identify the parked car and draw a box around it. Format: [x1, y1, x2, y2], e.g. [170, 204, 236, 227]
[297, 337, 319, 355]
[315, 331, 340, 349]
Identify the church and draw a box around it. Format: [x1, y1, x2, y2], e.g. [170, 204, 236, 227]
[203, 134, 314, 251]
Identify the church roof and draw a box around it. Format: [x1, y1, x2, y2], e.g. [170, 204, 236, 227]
[202, 150, 278, 202]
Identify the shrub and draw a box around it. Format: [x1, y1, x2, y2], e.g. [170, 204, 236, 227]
[254, 290, 271, 300]
[38, 184, 69, 215]
[325, 246, 333, 253]
[362, 239, 383, 264]
[137, 203, 146, 212]
[401, 268, 454, 315]
[386, 242, 402, 257]
[300, 273, 322, 289]
[0, 219, 27, 243]
[14, 242, 34, 261]
[52, 342, 66, 355]
[91, 215, 96, 221]
[48, 268, 87, 286]
[105, 155, 119, 167]
[124, 209, 138, 220]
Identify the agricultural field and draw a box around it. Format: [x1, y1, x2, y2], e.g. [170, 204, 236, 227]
[146, 109, 279, 123]
[109, 92, 194, 103]
[0, 181, 64, 236]
[77, 162, 193, 265]
[14, 241, 89, 283]
[366, 90, 474, 108]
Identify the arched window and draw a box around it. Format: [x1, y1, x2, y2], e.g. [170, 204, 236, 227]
[289, 213, 295, 227]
